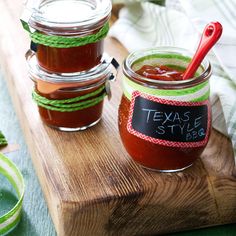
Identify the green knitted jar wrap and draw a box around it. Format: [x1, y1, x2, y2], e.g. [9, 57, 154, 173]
[30, 22, 109, 48]
[32, 85, 107, 112]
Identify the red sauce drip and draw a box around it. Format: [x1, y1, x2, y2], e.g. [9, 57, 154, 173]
[135, 65, 184, 81]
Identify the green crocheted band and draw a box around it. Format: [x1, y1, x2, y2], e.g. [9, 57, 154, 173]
[32, 85, 106, 112]
[29, 22, 109, 48]
[0, 131, 7, 146]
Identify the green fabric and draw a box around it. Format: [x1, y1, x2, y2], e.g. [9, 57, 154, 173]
[30, 22, 109, 48]
[32, 86, 106, 112]
[0, 73, 56, 236]
[123, 76, 209, 101]
[124, 76, 209, 96]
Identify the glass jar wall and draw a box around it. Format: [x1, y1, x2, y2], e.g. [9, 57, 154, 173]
[119, 47, 212, 172]
[27, 52, 114, 131]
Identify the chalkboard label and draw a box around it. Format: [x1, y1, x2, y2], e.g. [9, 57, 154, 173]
[127, 91, 210, 148]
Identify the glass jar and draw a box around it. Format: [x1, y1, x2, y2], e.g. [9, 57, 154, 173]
[21, 0, 112, 73]
[26, 51, 116, 131]
[119, 47, 212, 172]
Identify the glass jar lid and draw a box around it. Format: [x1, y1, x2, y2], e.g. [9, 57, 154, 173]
[25, 0, 112, 35]
[26, 50, 114, 84]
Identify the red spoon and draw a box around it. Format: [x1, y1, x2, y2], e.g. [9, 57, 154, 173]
[182, 22, 223, 80]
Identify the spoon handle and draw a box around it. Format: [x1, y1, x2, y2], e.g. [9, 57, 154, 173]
[182, 22, 223, 80]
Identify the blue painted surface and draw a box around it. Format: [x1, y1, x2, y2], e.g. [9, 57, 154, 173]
[0, 73, 56, 236]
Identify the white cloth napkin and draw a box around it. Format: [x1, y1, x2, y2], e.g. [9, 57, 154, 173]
[110, 0, 236, 163]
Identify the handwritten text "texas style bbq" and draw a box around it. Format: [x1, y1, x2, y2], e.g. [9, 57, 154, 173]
[142, 109, 206, 141]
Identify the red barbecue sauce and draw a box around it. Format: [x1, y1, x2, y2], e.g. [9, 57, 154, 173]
[37, 84, 104, 129]
[118, 65, 207, 170]
[37, 40, 103, 73]
[36, 24, 105, 73]
[135, 65, 183, 81]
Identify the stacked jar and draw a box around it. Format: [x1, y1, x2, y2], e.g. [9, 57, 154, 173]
[21, 0, 118, 131]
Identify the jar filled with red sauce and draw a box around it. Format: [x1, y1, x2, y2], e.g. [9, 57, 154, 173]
[119, 47, 212, 172]
[27, 51, 115, 131]
[22, 0, 111, 73]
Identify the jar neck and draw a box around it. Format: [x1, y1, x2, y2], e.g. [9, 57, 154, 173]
[122, 75, 210, 103]
[122, 47, 212, 103]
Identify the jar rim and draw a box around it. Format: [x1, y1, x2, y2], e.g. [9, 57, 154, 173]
[26, 0, 112, 35]
[26, 50, 113, 84]
[123, 47, 212, 89]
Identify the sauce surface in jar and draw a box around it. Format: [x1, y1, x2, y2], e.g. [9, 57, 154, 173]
[37, 85, 105, 131]
[119, 48, 212, 172]
[135, 65, 184, 81]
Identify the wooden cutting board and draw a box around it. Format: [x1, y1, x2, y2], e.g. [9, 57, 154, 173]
[0, 1, 236, 235]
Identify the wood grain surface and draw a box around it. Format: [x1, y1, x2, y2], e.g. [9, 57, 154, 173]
[0, 73, 57, 236]
[0, 1, 236, 235]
